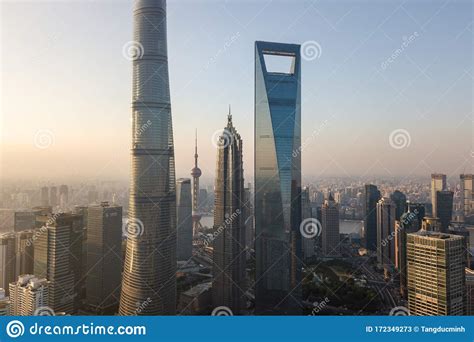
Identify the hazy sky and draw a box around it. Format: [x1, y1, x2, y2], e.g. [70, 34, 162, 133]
[1, 0, 472, 184]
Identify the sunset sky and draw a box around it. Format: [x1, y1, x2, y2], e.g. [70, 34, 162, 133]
[1, 0, 472, 184]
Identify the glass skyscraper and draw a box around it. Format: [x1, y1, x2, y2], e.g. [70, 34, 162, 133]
[119, 0, 177, 315]
[254, 41, 302, 315]
[212, 113, 245, 314]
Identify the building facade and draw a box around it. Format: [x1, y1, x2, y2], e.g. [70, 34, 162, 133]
[254, 41, 302, 315]
[364, 184, 381, 251]
[322, 194, 339, 257]
[9, 275, 49, 316]
[407, 231, 465, 315]
[0, 233, 17, 295]
[119, 0, 177, 315]
[377, 198, 396, 272]
[431, 173, 447, 218]
[212, 113, 246, 314]
[34, 213, 83, 314]
[176, 178, 193, 261]
[86, 202, 122, 314]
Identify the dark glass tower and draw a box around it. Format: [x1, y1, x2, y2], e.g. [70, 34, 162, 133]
[436, 190, 454, 233]
[254, 41, 302, 315]
[363, 184, 381, 251]
[212, 112, 245, 314]
[390, 190, 407, 221]
[119, 0, 177, 315]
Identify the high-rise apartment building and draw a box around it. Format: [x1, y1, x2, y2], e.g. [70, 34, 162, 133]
[364, 184, 381, 251]
[212, 113, 245, 314]
[120, 0, 177, 316]
[254, 41, 302, 314]
[9, 275, 49, 316]
[407, 231, 465, 315]
[322, 193, 340, 257]
[86, 202, 122, 314]
[176, 178, 193, 261]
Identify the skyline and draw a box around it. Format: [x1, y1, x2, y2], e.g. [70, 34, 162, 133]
[1, 0, 473, 182]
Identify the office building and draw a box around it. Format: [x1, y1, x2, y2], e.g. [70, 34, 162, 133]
[407, 231, 465, 315]
[390, 190, 407, 221]
[254, 41, 302, 314]
[40, 187, 49, 206]
[34, 213, 83, 314]
[176, 178, 193, 261]
[0, 233, 17, 295]
[436, 190, 453, 232]
[9, 275, 49, 316]
[16, 230, 34, 276]
[467, 268, 474, 315]
[431, 173, 447, 217]
[120, 0, 177, 316]
[86, 202, 122, 314]
[322, 193, 340, 257]
[376, 198, 396, 273]
[212, 112, 246, 314]
[364, 184, 381, 251]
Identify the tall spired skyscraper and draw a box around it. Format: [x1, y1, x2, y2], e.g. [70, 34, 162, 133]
[212, 110, 245, 314]
[254, 41, 302, 315]
[191, 131, 203, 235]
[119, 0, 177, 315]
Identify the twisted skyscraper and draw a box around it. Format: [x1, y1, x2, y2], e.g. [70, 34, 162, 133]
[119, 0, 177, 315]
